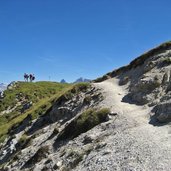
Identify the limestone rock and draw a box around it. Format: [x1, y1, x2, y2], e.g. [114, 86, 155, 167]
[152, 101, 171, 122]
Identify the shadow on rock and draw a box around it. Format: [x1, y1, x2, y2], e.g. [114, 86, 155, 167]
[121, 93, 137, 105]
[27, 108, 52, 135]
[149, 114, 170, 126]
[149, 106, 171, 126]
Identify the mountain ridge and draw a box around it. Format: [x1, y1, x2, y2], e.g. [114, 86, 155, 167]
[60, 77, 91, 83]
[94, 41, 171, 82]
[74, 77, 91, 83]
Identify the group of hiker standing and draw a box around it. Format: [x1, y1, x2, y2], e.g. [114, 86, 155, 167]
[24, 73, 35, 82]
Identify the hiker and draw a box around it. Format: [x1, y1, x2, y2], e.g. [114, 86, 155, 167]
[26, 74, 29, 82]
[29, 74, 33, 82]
[32, 74, 35, 81]
[29, 74, 35, 82]
[24, 73, 29, 82]
[24, 73, 26, 82]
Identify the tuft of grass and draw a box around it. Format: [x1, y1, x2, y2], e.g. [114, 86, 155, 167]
[18, 134, 28, 145]
[17, 134, 31, 148]
[58, 108, 110, 141]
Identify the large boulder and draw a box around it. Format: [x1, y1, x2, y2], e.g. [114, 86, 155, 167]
[152, 101, 171, 122]
[127, 75, 163, 105]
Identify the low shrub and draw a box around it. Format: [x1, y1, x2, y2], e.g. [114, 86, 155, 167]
[58, 108, 110, 140]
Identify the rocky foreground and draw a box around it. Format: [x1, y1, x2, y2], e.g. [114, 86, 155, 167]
[1, 42, 171, 170]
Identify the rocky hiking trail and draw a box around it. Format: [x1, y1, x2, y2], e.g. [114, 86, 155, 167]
[82, 78, 171, 171]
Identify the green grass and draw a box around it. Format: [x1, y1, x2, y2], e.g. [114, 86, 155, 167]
[0, 82, 90, 143]
[0, 81, 70, 112]
[58, 108, 110, 140]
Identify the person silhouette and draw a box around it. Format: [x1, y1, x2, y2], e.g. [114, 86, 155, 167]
[32, 74, 35, 81]
[24, 73, 29, 82]
[29, 74, 33, 82]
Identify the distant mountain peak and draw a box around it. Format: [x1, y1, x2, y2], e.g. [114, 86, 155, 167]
[60, 78, 91, 83]
[60, 79, 67, 83]
[74, 77, 91, 83]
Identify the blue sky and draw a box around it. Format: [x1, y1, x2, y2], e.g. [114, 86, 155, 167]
[0, 0, 171, 83]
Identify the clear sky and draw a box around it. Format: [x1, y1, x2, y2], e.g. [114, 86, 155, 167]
[0, 0, 171, 83]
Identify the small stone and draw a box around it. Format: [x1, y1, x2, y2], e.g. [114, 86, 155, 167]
[53, 164, 58, 170]
[83, 135, 93, 144]
[57, 161, 62, 167]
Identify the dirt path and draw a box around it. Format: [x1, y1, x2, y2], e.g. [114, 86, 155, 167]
[89, 78, 171, 171]
[94, 78, 149, 122]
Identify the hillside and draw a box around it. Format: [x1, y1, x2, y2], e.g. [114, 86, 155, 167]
[1, 41, 171, 170]
[0, 81, 71, 143]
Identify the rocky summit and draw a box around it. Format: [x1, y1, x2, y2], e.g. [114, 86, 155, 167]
[1, 42, 171, 171]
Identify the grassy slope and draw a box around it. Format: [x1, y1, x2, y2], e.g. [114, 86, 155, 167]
[0, 81, 72, 143]
[0, 82, 70, 112]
